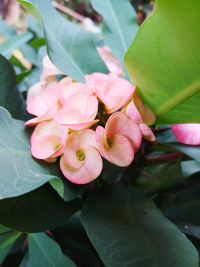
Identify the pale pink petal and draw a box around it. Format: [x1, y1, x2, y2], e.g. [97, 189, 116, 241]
[58, 77, 93, 104]
[27, 81, 59, 117]
[96, 126, 134, 167]
[31, 120, 68, 159]
[105, 112, 142, 151]
[172, 124, 200, 145]
[86, 73, 135, 114]
[139, 123, 155, 142]
[97, 46, 124, 77]
[60, 146, 103, 184]
[41, 55, 62, 81]
[124, 100, 143, 124]
[55, 93, 98, 130]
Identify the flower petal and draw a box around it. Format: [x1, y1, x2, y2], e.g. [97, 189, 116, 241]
[172, 124, 200, 145]
[96, 126, 134, 167]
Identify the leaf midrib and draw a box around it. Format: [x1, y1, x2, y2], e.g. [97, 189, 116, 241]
[156, 79, 200, 116]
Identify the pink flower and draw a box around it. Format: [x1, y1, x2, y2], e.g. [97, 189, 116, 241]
[31, 120, 68, 160]
[58, 77, 93, 105]
[97, 46, 124, 77]
[172, 124, 200, 145]
[26, 81, 61, 126]
[123, 96, 156, 142]
[60, 129, 103, 184]
[96, 112, 142, 167]
[85, 73, 135, 114]
[55, 92, 99, 130]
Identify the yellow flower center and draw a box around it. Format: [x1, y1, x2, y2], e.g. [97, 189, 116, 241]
[76, 150, 85, 161]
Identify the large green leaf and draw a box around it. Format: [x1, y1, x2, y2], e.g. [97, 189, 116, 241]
[125, 0, 200, 123]
[82, 186, 199, 267]
[24, 233, 76, 267]
[91, 0, 138, 65]
[0, 231, 21, 264]
[0, 54, 28, 120]
[0, 107, 81, 201]
[0, 184, 81, 232]
[18, 0, 108, 82]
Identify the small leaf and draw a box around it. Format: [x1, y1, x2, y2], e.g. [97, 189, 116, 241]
[125, 0, 200, 123]
[0, 184, 81, 232]
[82, 186, 199, 267]
[28, 233, 76, 267]
[0, 32, 33, 58]
[0, 54, 28, 120]
[18, 0, 108, 82]
[0, 231, 21, 264]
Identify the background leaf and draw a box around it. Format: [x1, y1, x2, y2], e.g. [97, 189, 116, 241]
[0, 184, 81, 232]
[26, 233, 76, 267]
[125, 0, 200, 123]
[0, 231, 20, 264]
[91, 0, 138, 67]
[0, 54, 28, 120]
[18, 0, 108, 82]
[82, 186, 199, 267]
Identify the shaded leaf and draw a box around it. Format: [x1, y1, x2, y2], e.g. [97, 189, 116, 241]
[0, 184, 82, 232]
[0, 232, 20, 264]
[82, 186, 198, 267]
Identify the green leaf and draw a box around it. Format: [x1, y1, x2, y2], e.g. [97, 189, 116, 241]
[125, 0, 200, 123]
[0, 32, 33, 58]
[82, 186, 199, 267]
[0, 107, 81, 201]
[18, 0, 108, 82]
[136, 161, 185, 194]
[0, 184, 81, 232]
[0, 232, 21, 264]
[27, 233, 76, 267]
[91, 0, 138, 65]
[0, 54, 28, 120]
[181, 160, 200, 177]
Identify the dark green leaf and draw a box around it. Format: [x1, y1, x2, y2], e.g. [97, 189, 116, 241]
[27, 233, 76, 267]
[0, 232, 20, 264]
[0, 184, 81, 232]
[82, 186, 198, 267]
[0, 54, 28, 120]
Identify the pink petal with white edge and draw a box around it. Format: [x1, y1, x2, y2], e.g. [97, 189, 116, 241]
[106, 112, 142, 151]
[31, 120, 68, 159]
[27, 81, 59, 117]
[172, 124, 200, 145]
[96, 126, 134, 167]
[55, 93, 98, 130]
[60, 129, 103, 184]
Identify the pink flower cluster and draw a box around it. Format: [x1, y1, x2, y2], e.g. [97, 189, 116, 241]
[26, 60, 155, 184]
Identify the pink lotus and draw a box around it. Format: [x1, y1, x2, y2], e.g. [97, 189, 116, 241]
[55, 92, 99, 130]
[172, 124, 200, 145]
[96, 112, 142, 167]
[31, 120, 68, 160]
[60, 129, 103, 184]
[85, 73, 135, 114]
